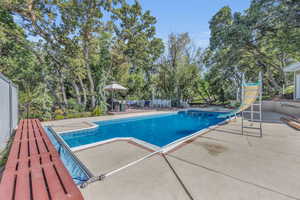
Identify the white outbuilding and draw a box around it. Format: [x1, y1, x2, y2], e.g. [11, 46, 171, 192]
[284, 62, 300, 100]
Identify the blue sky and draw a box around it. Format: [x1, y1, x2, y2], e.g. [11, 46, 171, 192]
[21, 0, 251, 46]
[139, 0, 251, 48]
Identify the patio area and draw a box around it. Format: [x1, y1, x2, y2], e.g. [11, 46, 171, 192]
[43, 111, 300, 200]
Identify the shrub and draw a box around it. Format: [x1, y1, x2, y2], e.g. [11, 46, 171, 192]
[262, 95, 271, 100]
[0, 134, 14, 167]
[54, 109, 64, 115]
[234, 102, 241, 108]
[92, 105, 103, 116]
[283, 85, 294, 99]
[80, 112, 92, 118]
[67, 99, 85, 112]
[284, 85, 294, 95]
[65, 113, 77, 119]
[55, 115, 65, 120]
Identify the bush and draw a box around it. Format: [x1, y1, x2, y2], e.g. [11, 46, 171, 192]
[54, 109, 64, 115]
[78, 112, 92, 118]
[65, 113, 78, 119]
[284, 85, 294, 95]
[234, 102, 241, 108]
[283, 85, 294, 99]
[64, 112, 90, 118]
[92, 105, 103, 116]
[262, 95, 271, 100]
[222, 100, 230, 105]
[67, 98, 85, 112]
[0, 134, 14, 167]
[55, 115, 65, 120]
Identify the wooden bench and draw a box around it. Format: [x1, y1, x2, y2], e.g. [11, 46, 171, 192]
[0, 119, 83, 200]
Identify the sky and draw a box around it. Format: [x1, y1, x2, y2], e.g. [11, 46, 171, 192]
[139, 0, 251, 48]
[20, 0, 251, 46]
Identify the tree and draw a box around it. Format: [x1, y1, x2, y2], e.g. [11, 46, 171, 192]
[111, 0, 164, 98]
[0, 0, 165, 119]
[207, 0, 300, 99]
[155, 33, 203, 103]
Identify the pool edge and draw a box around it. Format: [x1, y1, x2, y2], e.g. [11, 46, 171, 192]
[54, 114, 233, 154]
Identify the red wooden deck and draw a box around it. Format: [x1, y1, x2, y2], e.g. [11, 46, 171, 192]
[0, 119, 83, 200]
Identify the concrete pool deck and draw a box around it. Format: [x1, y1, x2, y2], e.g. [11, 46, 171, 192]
[42, 111, 300, 200]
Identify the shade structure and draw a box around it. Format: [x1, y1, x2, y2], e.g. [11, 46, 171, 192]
[283, 62, 300, 72]
[104, 83, 127, 111]
[104, 83, 127, 91]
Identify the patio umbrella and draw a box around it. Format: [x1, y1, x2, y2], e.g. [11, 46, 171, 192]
[104, 83, 127, 110]
[104, 83, 128, 91]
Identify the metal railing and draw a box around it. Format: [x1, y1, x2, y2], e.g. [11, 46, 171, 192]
[0, 73, 18, 151]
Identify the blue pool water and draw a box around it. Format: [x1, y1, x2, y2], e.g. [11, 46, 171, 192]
[61, 110, 227, 148]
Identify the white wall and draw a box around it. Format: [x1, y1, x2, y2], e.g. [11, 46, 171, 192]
[0, 73, 18, 151]
[262, 100, 300, 116]
[295, 71, 300, 100]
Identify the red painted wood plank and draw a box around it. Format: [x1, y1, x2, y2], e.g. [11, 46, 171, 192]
[29, 138, 39, 156]
[0, 170, 15, 200]
[36, 138, 50, 154]
[18, 157, 29, 170]
[43, 163, 68, 200]
[35, 121, 57, 153]
[19, 140, 29, 159]
[15, 169, 31, 200]
[31, 166, 51, 200]
[14, 120, 24, 141]
[32, 119, 42, 139]
[53, 161, 84, 199]
[28, 126, 36, 141]
[1, 119, 84, 200]
[5, 140, 21, 164]
[22, 119, 28, 140]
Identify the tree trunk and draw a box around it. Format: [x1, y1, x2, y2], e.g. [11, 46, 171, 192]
[267, 67, 281, 92]
[58, 71, 68, 108]
[72, 80, 81, 105]
[83, 33, 96, 108]
[86, 65, 96, 108]
[79, 78, 87, 108]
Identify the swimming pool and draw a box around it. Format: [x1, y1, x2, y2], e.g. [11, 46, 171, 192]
[60, 110, 227, 148]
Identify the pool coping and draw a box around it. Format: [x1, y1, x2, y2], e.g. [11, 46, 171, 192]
[51, 110, 233, 153]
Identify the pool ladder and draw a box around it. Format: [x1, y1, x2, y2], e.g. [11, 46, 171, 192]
[241, 73, 263, 137]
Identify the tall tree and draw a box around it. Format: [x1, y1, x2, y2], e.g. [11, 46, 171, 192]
[111, 0, 164, 98]
[207, 0, 300, 98]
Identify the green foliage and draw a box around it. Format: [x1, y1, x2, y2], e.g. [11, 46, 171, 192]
[55, 115, 65, 120]
[19, 85, 54, 120]
[283, 85, 294, 99]
[0, 0, 298, 120]
[92, 105, 104, 116]
[262, 95, 272, 100]
[65, 112, 92, 119]
[54, 109, 64, 116]
[67, 98, 85, 112]
[1, 0, 164, 119]
[0, 133, 14, 167]
[78, 112, 92, 118]
[155, 33, 204, 102]
[207, 0, 300, 99]
[234, 102, 241, 108]
[284, 85, 294, 95]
